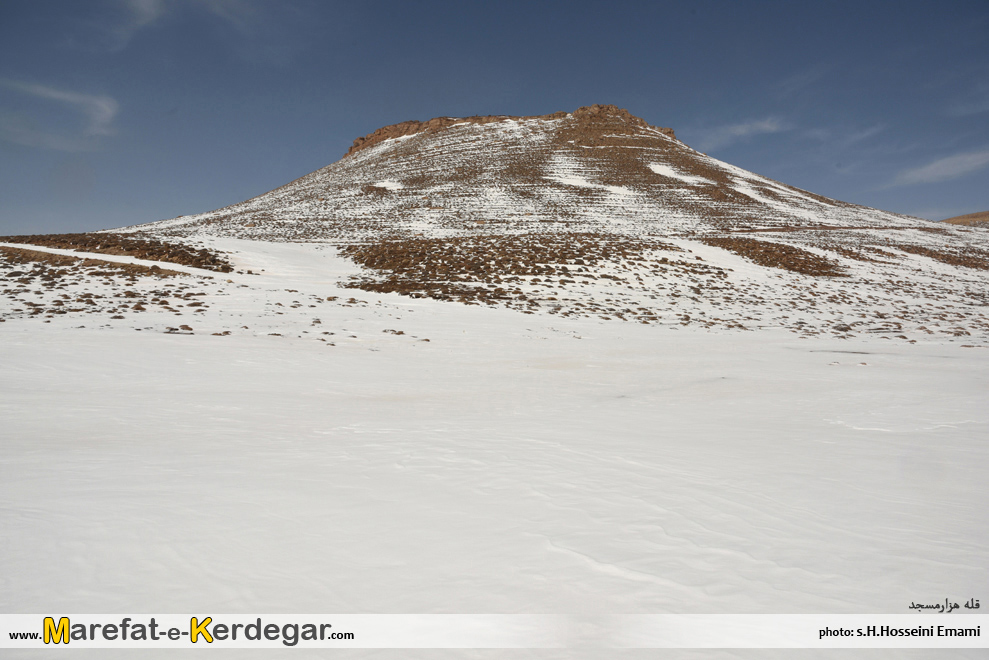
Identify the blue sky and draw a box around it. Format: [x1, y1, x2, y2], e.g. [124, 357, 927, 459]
[1, 0, 987, 234]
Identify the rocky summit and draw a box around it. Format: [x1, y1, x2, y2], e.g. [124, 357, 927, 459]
[3, 105, 989, 341]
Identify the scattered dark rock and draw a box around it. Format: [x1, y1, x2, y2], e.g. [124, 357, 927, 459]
[700, 236, 847, 277]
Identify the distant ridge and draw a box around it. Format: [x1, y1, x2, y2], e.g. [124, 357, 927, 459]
[942, 210, 989, 226]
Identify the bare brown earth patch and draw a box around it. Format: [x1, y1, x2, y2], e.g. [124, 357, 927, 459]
[890, 243, 989, 270]
[360, 184, 390, 196]
[341, 232, 686, 306]
[0, 245, 183, 277]
[699, 237, 847, 277]
[0, 233, 234, 272]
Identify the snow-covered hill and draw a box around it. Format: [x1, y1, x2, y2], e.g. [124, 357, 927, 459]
[94, 104, 989, 341]
[132, 104, 920, 240]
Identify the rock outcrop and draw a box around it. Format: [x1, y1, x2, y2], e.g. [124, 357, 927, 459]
[345, 105, 675, 157]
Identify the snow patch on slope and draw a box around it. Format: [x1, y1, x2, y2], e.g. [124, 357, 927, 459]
[649, 163, 714, 186]
[546, 154, 635, 196]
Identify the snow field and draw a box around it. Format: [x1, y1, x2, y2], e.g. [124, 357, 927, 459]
[2, 239, 987, 660]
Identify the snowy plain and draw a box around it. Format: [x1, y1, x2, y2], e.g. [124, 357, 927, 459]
[1, 240, 987, 659]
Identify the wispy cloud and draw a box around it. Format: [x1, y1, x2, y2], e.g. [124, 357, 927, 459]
[95, 0, 167, 51]
[198, 0, 267, 35]
[947, 81, 989, 117]
[774, 66, 829, 99]
[693, 118, 791, 152]
[841, 124, 885, 146]
[892, 148, 989, 186]
[196, 0, 317, 64]
[803, 124, 886, 149]
[121, 0, 167, 33]
[0, 80, 119, 151]
[84, 0, 268, 51]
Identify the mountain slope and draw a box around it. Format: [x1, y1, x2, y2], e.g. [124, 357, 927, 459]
[133, 104, 917, 241]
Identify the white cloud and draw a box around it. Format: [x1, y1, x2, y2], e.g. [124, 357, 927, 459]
[892, 148, 989, 186]
[693, 118, 790, 152]
[0, 80, 119, 151]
